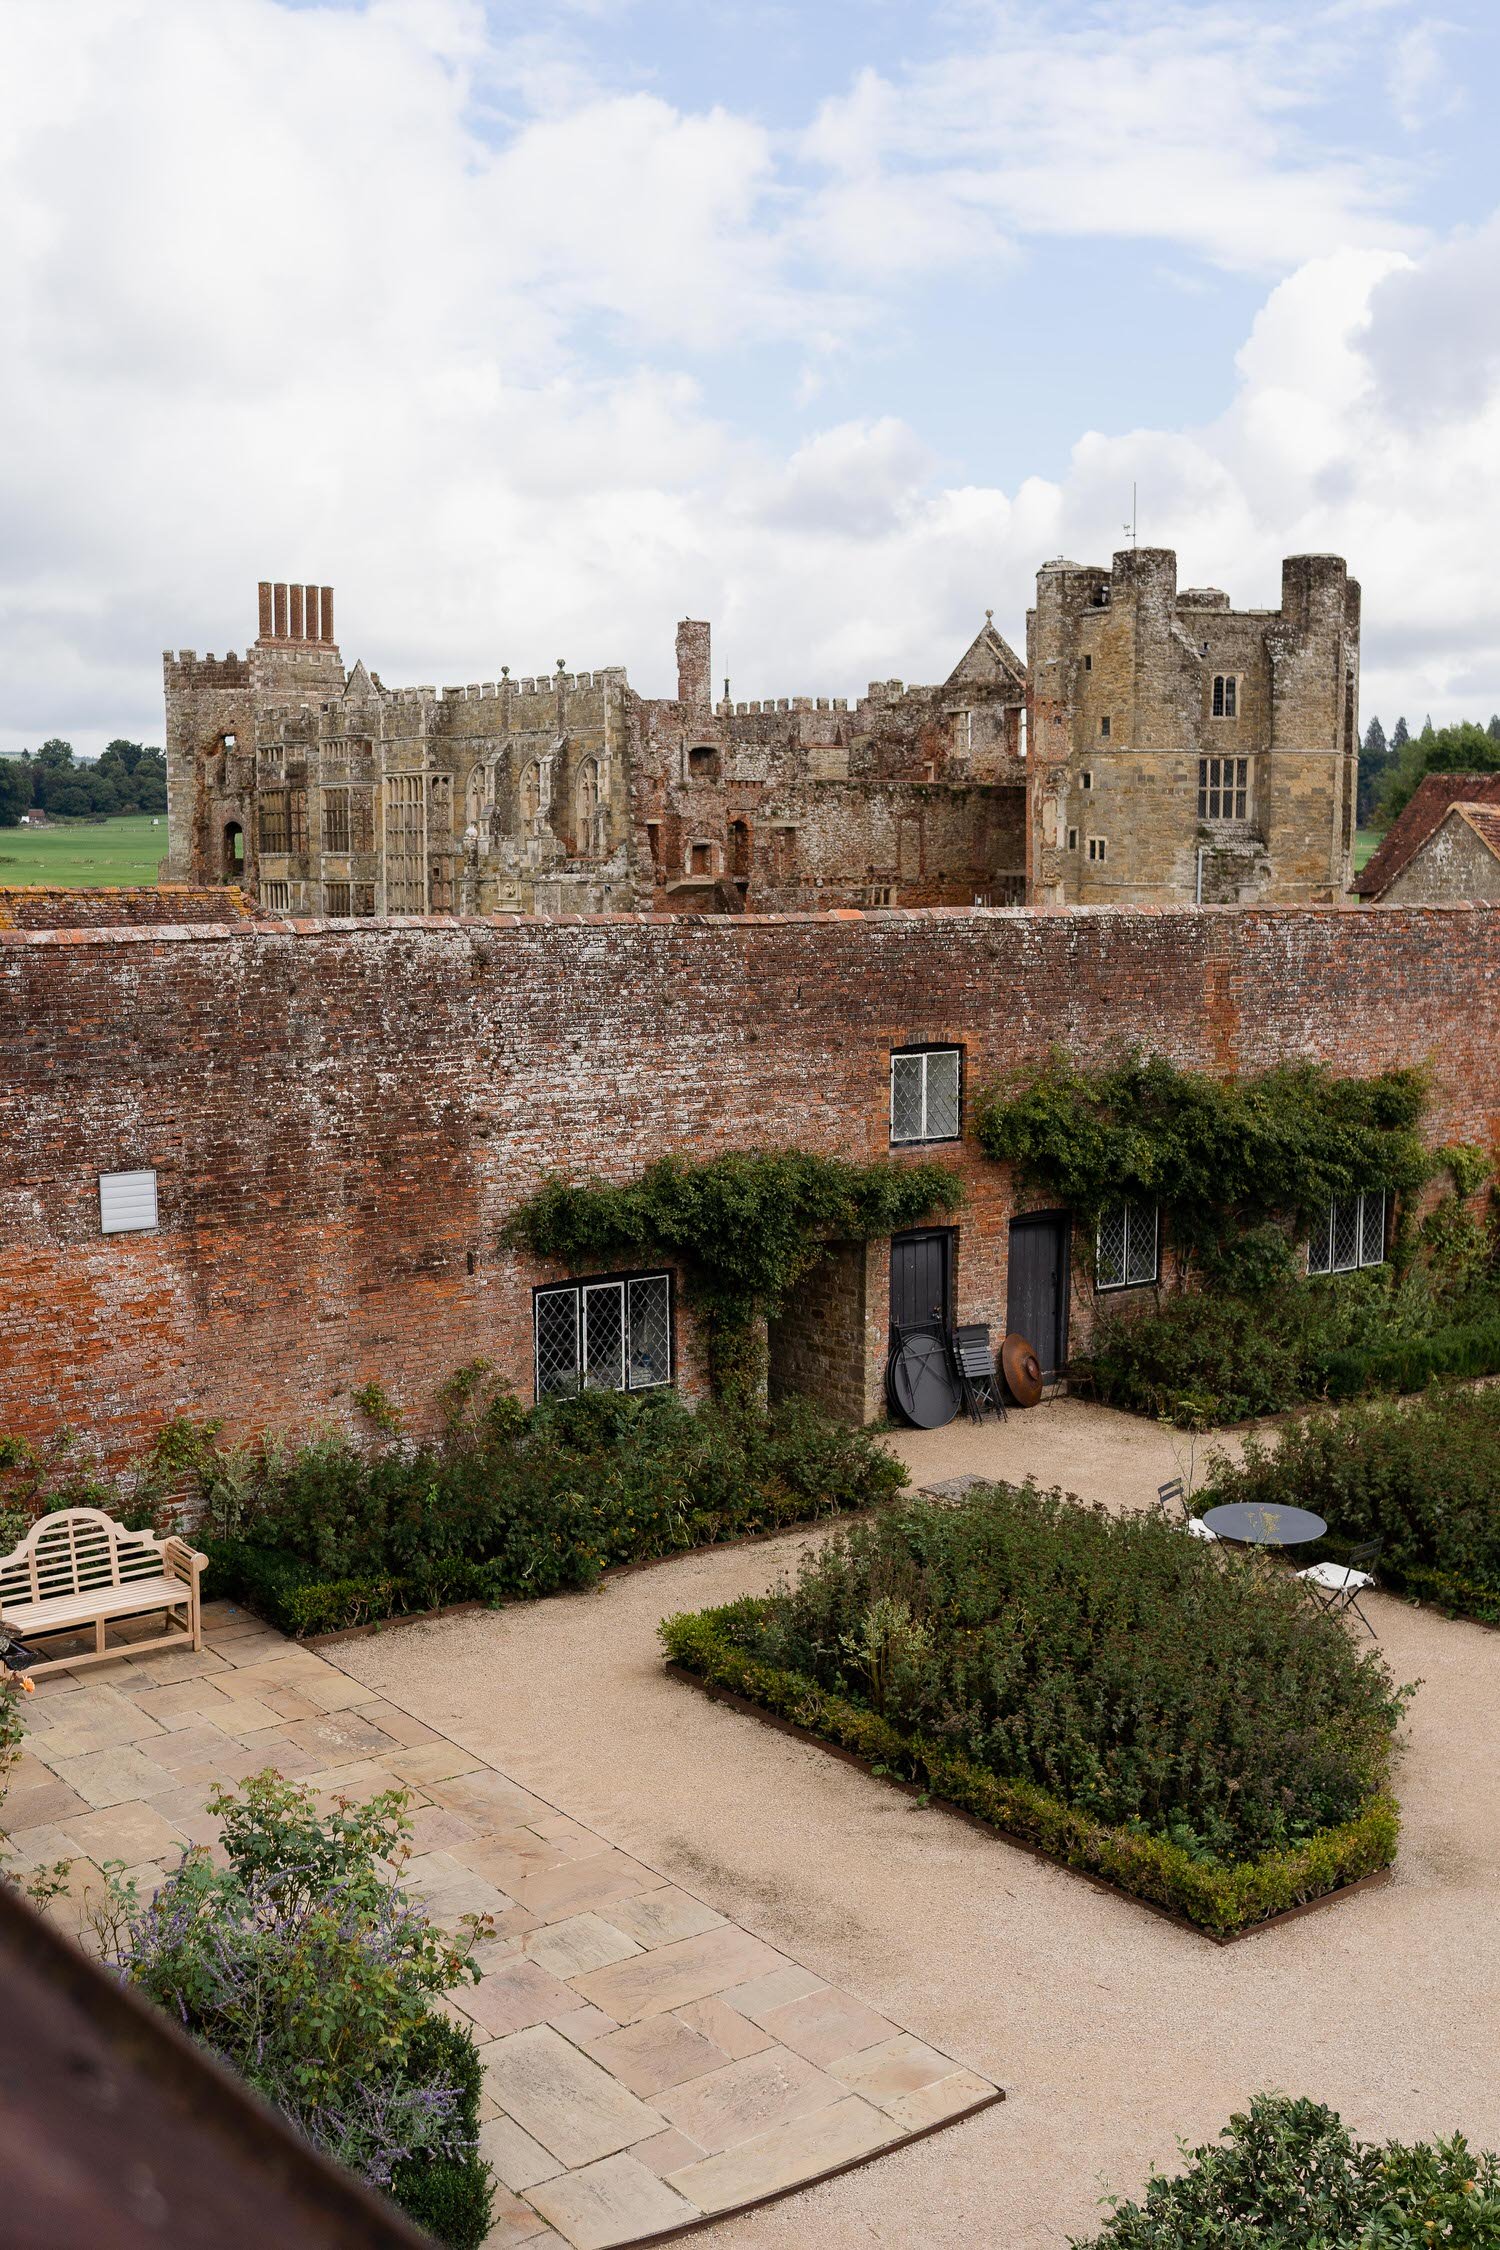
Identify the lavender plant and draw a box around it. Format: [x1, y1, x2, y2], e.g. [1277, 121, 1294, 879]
[107, 1771, 492, 2245]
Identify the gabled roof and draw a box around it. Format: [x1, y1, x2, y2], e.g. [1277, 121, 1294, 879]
[341, 658, 378, 700]
[945, 613, 1026, 691]
[1455, 802, 1500, 862]
[1355, 770, 1500, 897]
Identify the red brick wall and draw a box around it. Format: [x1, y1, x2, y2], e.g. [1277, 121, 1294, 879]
[1, 905, 1495, 1464]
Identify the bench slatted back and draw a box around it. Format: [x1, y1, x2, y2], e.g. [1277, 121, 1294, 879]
[0, 1509, 167, 1612]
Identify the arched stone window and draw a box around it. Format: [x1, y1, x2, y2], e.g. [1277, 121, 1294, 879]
[575, 758, 606, 856]
[465, 761, 493, 830]
[521, 761, 543, 821]
[222, 820, 244, 880]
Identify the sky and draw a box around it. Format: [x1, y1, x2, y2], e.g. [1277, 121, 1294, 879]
[5, 0, 1500, 755]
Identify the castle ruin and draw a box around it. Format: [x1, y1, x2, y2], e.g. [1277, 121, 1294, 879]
[163, 551, 1360, 915]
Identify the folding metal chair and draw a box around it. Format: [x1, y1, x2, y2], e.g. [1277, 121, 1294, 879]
[1155, 1478, 1219, 1543]
[949, 1323, 1007, 1423]
[1297, 1539, 1381, 1635]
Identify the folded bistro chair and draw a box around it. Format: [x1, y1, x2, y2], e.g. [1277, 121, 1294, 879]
[1297, 1539, 1381, 1635]
[1156, 1478, 1219, 1543]
[949, 1323, 1007, 1424]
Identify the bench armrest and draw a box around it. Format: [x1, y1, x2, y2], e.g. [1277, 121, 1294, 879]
[161, 1536, 207, 1587]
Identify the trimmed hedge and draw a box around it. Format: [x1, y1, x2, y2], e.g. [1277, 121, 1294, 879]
[1085, 1278, 1500, 1428]
[203, 1387, 905, 1638]
[1072, 2091, 1500, 2247]
[662, 1609, 1397, 1937]
[661, 1482, 1406, 1935]
[1317, 1313, 1500, 1401]
[1199, 1386, 1500, 1626]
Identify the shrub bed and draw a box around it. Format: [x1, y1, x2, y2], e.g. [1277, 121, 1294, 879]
[1072, 2091, 1500, 2247]
[661, 1483, 1407, 1936]
[1084, 1276, 1500, 1426]
[202, 1385, 904, 1637]
[1199, 1386, 1500, 1626]
[108, 1772, 493, 2247]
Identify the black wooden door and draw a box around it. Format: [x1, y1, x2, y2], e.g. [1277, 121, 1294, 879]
[1006, 1212, 1069, 1378]
[890, 1229, 953, 1337]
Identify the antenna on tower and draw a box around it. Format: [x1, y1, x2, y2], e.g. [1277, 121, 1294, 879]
[1124, 483, 1138, 549]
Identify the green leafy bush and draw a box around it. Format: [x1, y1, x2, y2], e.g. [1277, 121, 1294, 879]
[662, 1483, 1407, 1932]
[1085, 1281, 1500, 1427]
[1073, 2091, 1500, 2247]
[201, 1385, 905, 1637]
[1199, 1387, 1500, 1625]
[110, 1772, 492, 2246]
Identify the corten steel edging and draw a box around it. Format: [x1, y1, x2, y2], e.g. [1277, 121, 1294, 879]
[594, 2088, 1006, 2249]
[664, 1664, 1396, 1948]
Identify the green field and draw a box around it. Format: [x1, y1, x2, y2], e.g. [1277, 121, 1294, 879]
[1354, 827, 1380, 872]
[0, 814, 164, 887]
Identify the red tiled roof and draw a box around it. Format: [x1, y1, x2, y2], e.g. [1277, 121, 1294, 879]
[1356, 771, 1500, 896]
[0, 885, 258, 931]
[1456, 803, 1500, 861]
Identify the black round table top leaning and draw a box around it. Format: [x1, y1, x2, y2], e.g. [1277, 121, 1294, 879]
[889, 1332, 961, 1429]
[1199, 1502, 1328, 1547]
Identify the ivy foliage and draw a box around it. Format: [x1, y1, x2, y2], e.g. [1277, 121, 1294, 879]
[505, 1152, 964, 1390]
[975, 1051, 1434, 1265]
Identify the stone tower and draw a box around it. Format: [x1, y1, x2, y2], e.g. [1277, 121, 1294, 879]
[1026, 548, 1360, 906]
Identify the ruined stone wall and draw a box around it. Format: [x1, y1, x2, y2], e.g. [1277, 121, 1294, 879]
[629, 618, 1027, 909]
[0, 905, 1493, 1464]
[168, 587, 1028, 918]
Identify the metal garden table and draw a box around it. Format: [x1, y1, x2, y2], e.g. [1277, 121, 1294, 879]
[1199, 1502, 1327, 1548]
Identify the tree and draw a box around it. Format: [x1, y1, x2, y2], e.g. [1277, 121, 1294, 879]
[0, 761, 32, 827]
[1375, 718, 1500, 830]
[1488, 715, 1500, 742]
[96, 740, 167, 813]
[1391, 716, 1411, 750]
[1356, 716, 1390, 826]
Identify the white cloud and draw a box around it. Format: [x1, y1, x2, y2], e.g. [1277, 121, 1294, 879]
[799, 7, 1419, 279]
[0, 0, 1497, 755]
[1387, 18, 1461, 133]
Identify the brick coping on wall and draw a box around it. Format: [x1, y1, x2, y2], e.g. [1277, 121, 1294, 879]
[1, 900, 1493, 949]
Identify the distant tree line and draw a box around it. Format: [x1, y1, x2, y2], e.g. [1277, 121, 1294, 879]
[0, 738, 167, 826]
[1360, 712, 1500, 830]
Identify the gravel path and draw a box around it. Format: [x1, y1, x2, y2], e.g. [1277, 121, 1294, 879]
[331, 1397, 1500, 2248]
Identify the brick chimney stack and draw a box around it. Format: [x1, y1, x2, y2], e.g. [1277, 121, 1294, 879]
[255, 581, 338, 647]
[676, 619, 711, 709]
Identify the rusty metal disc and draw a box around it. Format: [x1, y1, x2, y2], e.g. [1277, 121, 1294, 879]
[1000, 1332, 1044, 1408]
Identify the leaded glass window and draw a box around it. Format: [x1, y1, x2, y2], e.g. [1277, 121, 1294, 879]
[890, 1048, 962, 1145]
[1096, 1201, 1159, 1290]
[533, 1273, 673, 1399]
[1308, 1191, 1386, 1276]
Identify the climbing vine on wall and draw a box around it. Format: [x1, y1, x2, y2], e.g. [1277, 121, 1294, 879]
[505, 1152, 964, 1395]
[974, 1052, 1437, 1275]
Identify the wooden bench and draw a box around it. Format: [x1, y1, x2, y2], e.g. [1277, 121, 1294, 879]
[0, 1509, 207, 1677]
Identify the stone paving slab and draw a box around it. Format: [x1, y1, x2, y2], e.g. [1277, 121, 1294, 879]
[4, 1599, 1001, 2247]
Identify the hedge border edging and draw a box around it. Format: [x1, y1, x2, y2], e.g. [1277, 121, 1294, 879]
[661, 1608, 1399, 1942]
[207, 1499, 906, 1646]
